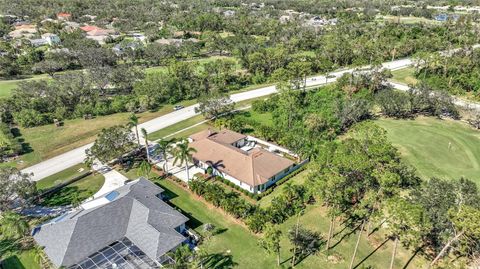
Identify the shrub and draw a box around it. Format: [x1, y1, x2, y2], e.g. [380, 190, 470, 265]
[14, 109, 50, 127]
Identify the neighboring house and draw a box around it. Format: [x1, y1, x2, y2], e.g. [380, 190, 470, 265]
[188, 129, 300, 194]
[33, 178, 190, 268]
[57, 12, 72, 21]
[29, 38, 49, 47]
[223, 10, 236, 17]
[113, 42, 142, 55]
[131, 33, 146, 42]
[64, 21, 81, 31]
[305, 16, 338, 27]
[41, 33, 61, 45]
[28, 33, 60, 47]
[155, 38, 184, 47]
[80, 25, 117, 44]
[435, 13, 460, 21]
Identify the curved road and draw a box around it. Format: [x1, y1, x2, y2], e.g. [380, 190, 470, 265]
[21, 55, 478, 181]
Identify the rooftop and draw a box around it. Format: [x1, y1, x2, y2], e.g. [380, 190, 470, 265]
[189, 129, 294, 187]
[33, 178, 188, 268]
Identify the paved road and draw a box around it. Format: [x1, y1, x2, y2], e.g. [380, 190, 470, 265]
[17, 56, 465, 182]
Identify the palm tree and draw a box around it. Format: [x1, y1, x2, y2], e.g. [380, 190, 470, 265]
[31, 245, 47, 267]
[155, 138, 175, 174]
[138, 160, 152, 179]
[141, 128, 150, 162]
[172, 139, 197, 181]
[0, 212, 29, 239]
[129, 113, 141, 146]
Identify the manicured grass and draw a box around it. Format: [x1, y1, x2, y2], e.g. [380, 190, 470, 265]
[40, 171, 104, 206]
[145, 56, 239, 75]
[238, 110, 273, 127]
[376, 117, 480, 184]
[35, 163, 90, 191]
[149, 115, 207, 141]
[120, 168, 425, 268]
[0, 73, 55, 99]
[257, 169, 308, 208]
[378, 15, 439, 25]
[391, 67, 418, 85]
[1, 249, 40, 269]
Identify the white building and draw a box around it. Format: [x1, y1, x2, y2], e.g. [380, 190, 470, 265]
[189, 129, 301, 194]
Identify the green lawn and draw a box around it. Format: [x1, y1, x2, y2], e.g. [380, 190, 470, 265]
[149, 115, 208, 141]
[390, 67, 418, 85]
[120, 168, 426, 268]
[376, 117, 480, 184]
[378, 15, 439, 25]
[257, 169, 308, 208]
[40, 170, 104, 206]
[1, 249, 40, 269]
[0, 72, 57, 99]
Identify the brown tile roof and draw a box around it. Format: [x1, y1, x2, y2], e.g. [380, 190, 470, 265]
[189, 129, 246, 144]
[189, 129, 294, 187]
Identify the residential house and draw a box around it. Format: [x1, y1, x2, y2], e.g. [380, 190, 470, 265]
[223, 10, 236, 17]
[41, 33, 61, 45]
[57, 12, 72, 21]
[81, 25, 117, 44]
[29, 38, 48, 47]
[8, 24, 37, 39]
[32, 178, 190, 268]
[112, 42, 142, 55]
[188, 129, 300, 194]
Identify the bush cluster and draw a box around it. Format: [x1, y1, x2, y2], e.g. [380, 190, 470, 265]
[189, 176, 310, 233]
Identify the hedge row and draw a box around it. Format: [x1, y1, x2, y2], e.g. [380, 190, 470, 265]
[189, 177, 310, 233]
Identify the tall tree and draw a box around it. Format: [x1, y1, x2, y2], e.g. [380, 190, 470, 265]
[259, 224, 283, 266]
[0, 167, 36, 212]
[154, 138, 175, 174]
[138, 161, 152, 180]
[141, 127, 150, 162]
[195, 91, 235, 119]
[172, 139, 197, 181]
[384, 197, 431, 269]
[0, 211, 29, 239]
[129, 113, 141, 146]
[85, 125, 135, 164]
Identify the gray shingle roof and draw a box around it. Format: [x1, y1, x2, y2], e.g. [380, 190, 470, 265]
[33, 178, 188, 267]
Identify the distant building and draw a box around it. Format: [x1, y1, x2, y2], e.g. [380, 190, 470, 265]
[81, 25, 116, 44]
[223, 10, 236, 17]
[435, 13, 460, 21]
[29, 38, 49, 47]
[41, 33, 61, 45]
[113, 42, 142, 55]
[130, 33, 146, 42]
[57, 12, 72, 21]
[33, 178, 191, 268]
[8, 24, 37, 39]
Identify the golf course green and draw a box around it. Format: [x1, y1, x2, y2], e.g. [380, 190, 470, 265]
[377, 117, 480, 184]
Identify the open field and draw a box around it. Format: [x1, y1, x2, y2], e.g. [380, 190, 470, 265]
[119, 167, 426, 269]
[376, 117, 480, 184]
[377, 15, 439, 25]
[390, 67, 418, 85]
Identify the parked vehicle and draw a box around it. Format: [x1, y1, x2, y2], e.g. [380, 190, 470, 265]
[173, 105, 184, 111]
